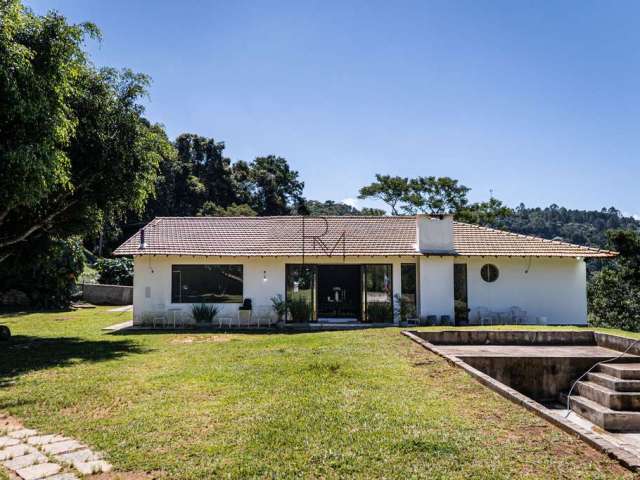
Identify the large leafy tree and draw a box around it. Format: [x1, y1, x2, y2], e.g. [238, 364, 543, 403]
[589, 230, 640, 331]
[0, 2, 173, 263]
[402, 176, 470, 215]
[146, 133, 234, 217]
[236, 156, 305, 215]
[358, 174, 409, 215]
[358, 173, 512, 222]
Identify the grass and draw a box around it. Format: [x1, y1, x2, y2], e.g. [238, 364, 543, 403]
[0, 307, 635, 479]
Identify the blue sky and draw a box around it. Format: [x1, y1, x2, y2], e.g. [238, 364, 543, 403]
[27, 0, 640, 216]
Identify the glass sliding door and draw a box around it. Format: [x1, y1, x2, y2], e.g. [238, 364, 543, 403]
[454, 263, 468, 325]
[285, 264, 316, 322]
[363, 264, 393, 323]
[401, 263, 417, 321]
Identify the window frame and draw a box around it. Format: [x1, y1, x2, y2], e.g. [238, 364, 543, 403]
[170, 264, 244, 304]
[480, 263, 499, 283]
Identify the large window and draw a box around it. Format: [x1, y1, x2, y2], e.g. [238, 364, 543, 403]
[363, 264, 393, 323]
[285, 264, 316, 322]
[454, 264, 468, 323]
[171, 265, 243, 303]
[401, 263, 417, 319]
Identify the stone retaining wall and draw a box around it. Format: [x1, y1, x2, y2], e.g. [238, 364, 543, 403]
[82, 284, 132, 305]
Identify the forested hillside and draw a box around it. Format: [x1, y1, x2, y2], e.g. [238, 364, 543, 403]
[491, 204, 640, 249]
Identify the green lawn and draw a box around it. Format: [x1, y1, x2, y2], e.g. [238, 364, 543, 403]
[0, 308, 634, 479]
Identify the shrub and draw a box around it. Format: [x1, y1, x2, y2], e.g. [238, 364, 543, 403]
[588, 229, 640, 331]
[95, 257, 133, 286]
[191, 304, 218, 324]
[271, 294, 287, 321]
[394, 294, 416, 323]
[367, 302, 393, 323]
[288, 297, 312, 322]
[0, 236, 85, 309]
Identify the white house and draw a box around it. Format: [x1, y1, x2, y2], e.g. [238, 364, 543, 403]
[113, 215, 615, 327]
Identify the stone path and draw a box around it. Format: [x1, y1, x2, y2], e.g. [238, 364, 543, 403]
[0, 415, 112, 480]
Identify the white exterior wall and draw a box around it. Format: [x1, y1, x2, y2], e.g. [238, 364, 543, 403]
[418, 256, 455, 319]
[456, 256, 587, 325]
[132, 255, 415, 325]
[132, 254, 588, 326]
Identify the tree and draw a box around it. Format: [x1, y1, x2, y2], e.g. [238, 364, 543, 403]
[402, 176, 470, 215]
[589, 230, 640, 331]
[457, 197, 513, 225]
[0, 1, 98, 261]
[0, 3, 173, 265]
[0, 236, 85, 308]
[95, 257, 133, 286]
[238, 156, 305, 215]
[358, 174, 409, 215]
[198, 202, 257, 217]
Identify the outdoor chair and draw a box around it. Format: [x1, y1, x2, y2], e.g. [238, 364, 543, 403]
[216, 307, 237, 329]
[150, 303, 166, 328]
[473, 306, 492, 325]
[165, 307, 182, 329]
[509, 306, 528, 325]
[252, 306, 274, 328]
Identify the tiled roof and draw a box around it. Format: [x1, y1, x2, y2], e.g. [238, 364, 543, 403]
[113, 216, 617, 258]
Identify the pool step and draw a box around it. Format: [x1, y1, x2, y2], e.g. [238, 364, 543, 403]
[575, 380, 640, 411]
[568, 395, 640, 432]
[598, 363, 640, 380]
[587, 372, 640, 392]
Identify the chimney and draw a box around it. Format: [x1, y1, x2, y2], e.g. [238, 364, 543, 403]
[416, 214, 454, 253]
[139, 228, 147, 250]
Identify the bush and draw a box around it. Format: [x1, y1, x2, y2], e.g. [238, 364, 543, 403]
[367, 302, 393, 323]
[288, 297, 312, 322]
[95, 257, 133, 286]
[394, 294, 416, 323]
[271, 294, 287, 321]
[0, 236, 85, 309]
[191, 304, 218, 324]
[589, 268, 640, 331]
[588, 229, 640, 331]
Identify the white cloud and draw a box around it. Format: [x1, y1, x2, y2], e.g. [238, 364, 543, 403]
[622, 211, 640, 221]
[342, 197, 360, 209]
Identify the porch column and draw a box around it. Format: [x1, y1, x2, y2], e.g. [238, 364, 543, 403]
[392, 261, 402, 325]
[418, 256, 455, 320]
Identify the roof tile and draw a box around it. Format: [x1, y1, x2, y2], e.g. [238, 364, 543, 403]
[113, 216, 616, 258]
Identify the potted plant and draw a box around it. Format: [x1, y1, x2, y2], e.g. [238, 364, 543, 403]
[191, 304, 218, 326]
[270, 294, 287, 323]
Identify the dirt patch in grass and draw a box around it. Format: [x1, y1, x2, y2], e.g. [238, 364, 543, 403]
[92, 472, 159, 480]
[0, 413, 23, 432]
[170, 335, 236, 344]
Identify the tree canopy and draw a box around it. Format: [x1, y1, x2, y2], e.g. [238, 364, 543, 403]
[358, 173, 512, 222]
[0, 2, 172, 265]
[589, 229, 640, 330]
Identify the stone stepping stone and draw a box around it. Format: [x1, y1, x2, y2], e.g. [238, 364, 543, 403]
[0, 444, 39, 461]
[41, 440, 84, 455]
[0, 435, 21, 448]
[8, 429, 38, 439]
[54, 448, 102, 465]
[3, 451, 47, 470]
[27, 434, 66, 446]
[15, 462, 61, 480]
[46, 474, 79, 480]
[74, 459, 112, 475]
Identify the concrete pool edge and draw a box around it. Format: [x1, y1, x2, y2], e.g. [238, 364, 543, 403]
[402, 330, 640, 472]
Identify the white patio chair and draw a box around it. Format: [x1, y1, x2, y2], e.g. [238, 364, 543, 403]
[253, 306, 274, 328]
[509, 306, 527, 325]
[216, 307, 237, 329]
[473, 307, 492, 325]
[150, 303, 166, 328]
[166, 308, 182, 329]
